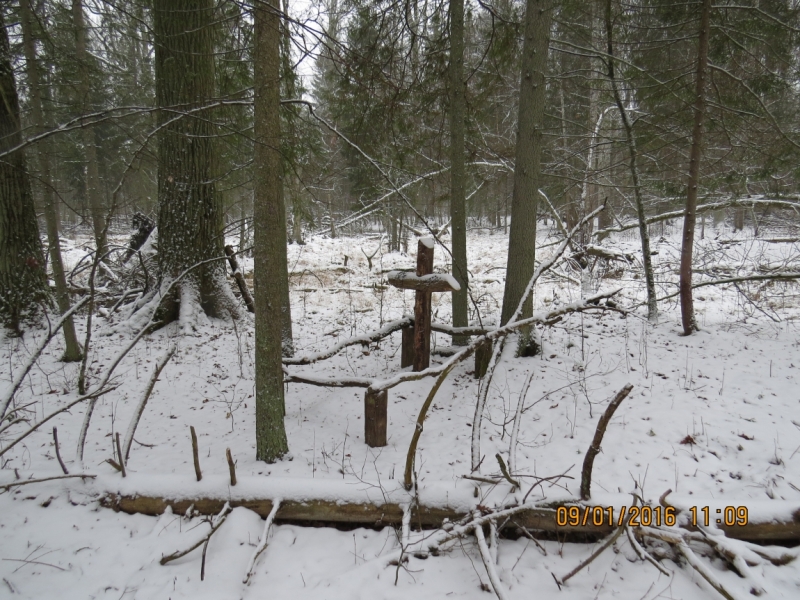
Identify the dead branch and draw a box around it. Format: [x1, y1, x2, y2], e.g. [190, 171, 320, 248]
[224, 245, 255, 313]
[160, 502, 231, 566]
[593, 198, 800, 238]
[471, 204, 608, 472]
[226, 448, 236, 486]
[0, 385, 118, 460]
[402, 292, 621, 490]
[283, 317, 412, 366]
[0, 473, 95, 492]
[474, 521, 509, 600]
[580, 384, 634, 500]
[553, 526, 625, 588]
[52, 427, 68, 475]
[190, 426, 202, 482]
[653, 272, 800, 304]
[115, 432, 126, 477]
[675, 538, 742, 600]
[122, 345, 176, 461]
[509, 372, 536, 474]
[625, 525, 670, 575]
[0, 297, 89, 420]
[243, 499, 281, 584]
[282, 370, 373, 388]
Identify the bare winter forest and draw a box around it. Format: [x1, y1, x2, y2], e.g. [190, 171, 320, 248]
[3, 0, 800, 598]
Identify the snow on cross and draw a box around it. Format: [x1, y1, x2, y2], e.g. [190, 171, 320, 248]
[360, 238, 460, 448]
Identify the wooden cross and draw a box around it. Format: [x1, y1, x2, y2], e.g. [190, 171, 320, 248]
[362, 239, 459, 449]
[388, 238, 460, 372]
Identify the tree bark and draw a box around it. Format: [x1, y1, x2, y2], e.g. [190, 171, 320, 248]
[73, 0, 108, 259]
[153, 0, 235, 323]
[500, 0, 552, 331]
[253, 0, 289, 462]
[21, 0, 82, 360]
[449, 0, 468, 345]
[0, 10, 49, 332]
[679, 0, 711, 336]
[604, 0, 657, 322]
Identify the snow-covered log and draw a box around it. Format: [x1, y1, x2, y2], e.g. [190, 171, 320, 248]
[386, 270, 461, 293]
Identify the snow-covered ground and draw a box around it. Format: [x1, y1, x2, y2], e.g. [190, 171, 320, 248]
[2, 220, 800, 599]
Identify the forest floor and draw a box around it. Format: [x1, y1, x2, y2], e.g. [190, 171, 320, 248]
[2, 220, 800, 599]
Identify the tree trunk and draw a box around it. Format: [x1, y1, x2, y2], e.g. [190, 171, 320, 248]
[73, 0, 108, 259]
[253, 0, 289, 462]
[153, 0, 237, 324]
[500, 0, 552, 329]
[449, 0, 469, 345]
[21, 0, 82, 359]
[679, 0, 711, 336]
[604, 0, 657, 322]
[0, 10, 49, 333]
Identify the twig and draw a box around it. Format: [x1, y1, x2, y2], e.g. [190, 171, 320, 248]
[122, 345, 176, 461]
[674, 539, 742, 600]
[402, 292, 620, 490]
[580, 384, 634, 500]
[0, 474, 95, 492]
[0, 386, 117, 459]
[115, 433, 126, 477]
[509, 371, 535, 474]
[495, 454, 520, 488]
[190, 426, 202, 482]
[243, 499, 281, 584]
[283, 317, 412, 366]
[52, 427, 68, 475]
[472, 204, 608, 472]
[226, 448, 236, 486]
[513, 523, 547, 555]
[0, 297, 89, 420]
[474, 522, 509, 600]
[160, 503, 231, 566]
[625, 525, 670, 575]
[553, 526, 625, 587]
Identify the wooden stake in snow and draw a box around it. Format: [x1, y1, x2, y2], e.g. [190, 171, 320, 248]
[190, 426, 202, 482]
[52, 427, 68, 475]
[226, 448, 236, 486]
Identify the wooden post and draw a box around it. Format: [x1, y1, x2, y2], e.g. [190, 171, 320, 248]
[401, 324, 415, 368]
[414, 239, 434, 371]
[475, 339, 493, 378]
[364, 388, 388, 447]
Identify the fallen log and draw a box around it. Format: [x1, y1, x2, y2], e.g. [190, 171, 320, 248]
[90, 474, 800, 543]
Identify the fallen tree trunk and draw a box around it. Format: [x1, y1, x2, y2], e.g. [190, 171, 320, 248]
[93, 475, 800, 543]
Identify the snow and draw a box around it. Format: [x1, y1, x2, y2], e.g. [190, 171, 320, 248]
[2, 220, 800, 598]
